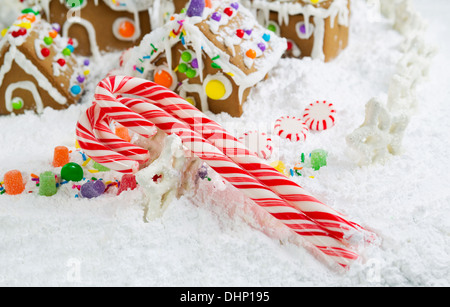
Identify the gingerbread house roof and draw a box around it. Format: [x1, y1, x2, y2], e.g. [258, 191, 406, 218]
[0, 8, 87, 113]
[123, 0, 287, 101]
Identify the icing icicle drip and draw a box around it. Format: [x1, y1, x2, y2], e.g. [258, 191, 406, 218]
[242, 0, 350, 61]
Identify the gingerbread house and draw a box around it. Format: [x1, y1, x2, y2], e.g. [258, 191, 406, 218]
[242, 0, 350, 62]
[27, 0, 159, 58]
[0, 8, 88, 115]
[121, 0, 287, 117]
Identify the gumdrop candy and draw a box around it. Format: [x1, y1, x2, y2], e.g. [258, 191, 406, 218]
[3, 170, 25, 195]
[270, 160, 288, 176]
[53, 146, 70, 167]
[93, 161, 110, 172]
[117, 174, 137, 195]
[115, 125, 131, 142]
[61, 162, 84, 182]
[310, 149, 328, 171]
[39, 171, 57, 197]
[80, 180, 105, 199]
[187, 0, 205, 17]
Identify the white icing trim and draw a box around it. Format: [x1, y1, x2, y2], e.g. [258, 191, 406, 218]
[203, 73, 233, 101]
[13, 46, 68, 105]
[244, 0, 349, 60]
[63, 16, 102, 59]
[112, 17, 141, 41]
[5, 81, 44, 113]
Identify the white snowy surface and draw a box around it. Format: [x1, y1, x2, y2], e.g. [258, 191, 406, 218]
[0, 0, 449, 286]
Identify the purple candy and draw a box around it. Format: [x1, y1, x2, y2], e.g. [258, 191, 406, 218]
[77, 75, 85, 83]
[186, 0, 205, 17]
[191, 58, 199, 69]
[198, 166, 208, 180]
[80, 180, 105, 199]
[230, 2, 239, 10]
[300, 24, 306, 34]
[51, 23, 61, 33]
[84, 59, 90, 66]
[211, 12, 221, 22]
[258, 42, 266, 52]
[244, 29, 253, 36]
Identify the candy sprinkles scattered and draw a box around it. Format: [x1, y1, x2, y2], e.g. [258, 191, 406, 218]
[0, 144, 142, 199]
[270, 149, 329, 178]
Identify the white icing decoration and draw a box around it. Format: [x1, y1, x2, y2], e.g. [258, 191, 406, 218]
[295, 21, 314, 40]
[347, 0, 438, 166]
[154, 64, 178, 91]
[63, 16, 102, 59]
[203, 73, 233, 101]
[5, 81, 44, 113]
[112, 15, 142, 42]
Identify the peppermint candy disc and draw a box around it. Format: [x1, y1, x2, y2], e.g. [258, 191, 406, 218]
[273, 116, 309, 142]
[303, 101, 336, 131]
[238, 130, 273, 160]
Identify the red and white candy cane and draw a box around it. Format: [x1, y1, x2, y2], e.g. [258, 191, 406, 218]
[76, 76, 371, 267]
[100, 77, 371, 245]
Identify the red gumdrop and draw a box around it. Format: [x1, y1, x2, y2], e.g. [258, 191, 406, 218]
[117, 174, 137, 195]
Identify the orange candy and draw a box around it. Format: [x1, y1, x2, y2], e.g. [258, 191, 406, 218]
[115, 126, 132, 142]
[246, 49, 257, 59]
[3, 170, 25, 195]
[154, 70, 173, 89]
[205, 0, 212, 8]
[53, 146, 70, 167]
[118, 20, 135, 38]
[20, 13, 36, 23]
[49, 30, 58, 39]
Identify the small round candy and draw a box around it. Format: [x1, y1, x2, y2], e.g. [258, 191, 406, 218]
[238, 131, 273, 160]
[70, 85, 82, 96]
[302, 100, 336, 131]
[273, 116, 309, 142]
[61, 162, 84, 182]
[118, 20, 135, 38]
[11, 97, 24, 110]
[41, 47, 50, 57]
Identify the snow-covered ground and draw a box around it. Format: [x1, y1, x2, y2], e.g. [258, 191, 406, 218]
[0, 0, 449, 286]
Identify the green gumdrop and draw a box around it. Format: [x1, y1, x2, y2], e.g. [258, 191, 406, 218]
[61, 162, 84, 182]
[310, 149, 328, 171]
[93, 161, 110, 172]
[39, 171, 57, 196]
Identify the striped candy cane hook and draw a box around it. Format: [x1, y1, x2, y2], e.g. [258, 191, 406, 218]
[76, 76, 374, 268]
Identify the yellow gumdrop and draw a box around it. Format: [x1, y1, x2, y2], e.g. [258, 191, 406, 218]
[1, 28, 8, 37]
[205, 79, 226, 100]
[270, 160, 288, 175]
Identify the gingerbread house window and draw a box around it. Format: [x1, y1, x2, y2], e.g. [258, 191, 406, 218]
[295, 21, 314, 40]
